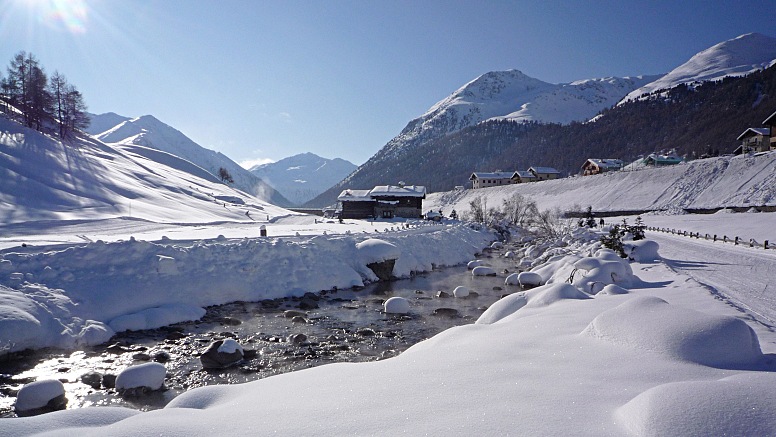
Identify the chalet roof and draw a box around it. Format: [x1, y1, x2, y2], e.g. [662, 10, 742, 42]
[470, 172, 515, 180]
[529, 166, 560, 174]
[513, 170, 536, 179]
[585, 158, 624, 169]
[337, 189, 373, 202]
[736, 127, 771, 141]
[763, 110, 776, 126]
[369, 185, 427, 198]
[644, 151, 682, 164]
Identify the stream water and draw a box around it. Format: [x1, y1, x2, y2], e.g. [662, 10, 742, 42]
[0, 244, 524, 417]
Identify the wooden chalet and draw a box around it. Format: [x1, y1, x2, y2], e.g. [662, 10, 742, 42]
[513, 170, 537, 183]
[734, 127, 771, 154]
[337, 189, 375, 219]
[764, 110, 776, 150]
[643, 150, 682, 166]
[581, 159, 624, 176]
[528, 166, 561, 181]
[337, 184, 426, 219]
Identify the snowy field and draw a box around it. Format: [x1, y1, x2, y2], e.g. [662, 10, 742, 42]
[2, 211, 776, 435]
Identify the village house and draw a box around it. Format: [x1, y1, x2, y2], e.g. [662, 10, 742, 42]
[528, 166, 561, 181]
[765, 110, 776, 150]
[469, 172, 515, 189]
[512, 170, 538, 183]
[643, 150, 683, 166]
[734, 127, 771, 154]
[337, 183, 426, 219]
[581, 159, 624, 176]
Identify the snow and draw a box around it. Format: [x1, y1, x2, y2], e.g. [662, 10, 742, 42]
[383, 296, 411, 314]
[216, 339, 243, 355]
[4, 104, 776, 434]
[452, 286, 470, 298]
[14, 380, 65, 412]
[114, 363, 167, 392]
[622, 33, 776, 103]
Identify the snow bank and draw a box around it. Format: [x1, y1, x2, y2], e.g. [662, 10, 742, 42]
[582, 295, 763, 367]
[616, 373, 776, 436]
[0, 223, 493, 355]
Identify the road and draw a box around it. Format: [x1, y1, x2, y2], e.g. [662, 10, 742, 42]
[649, 231, 776, 326]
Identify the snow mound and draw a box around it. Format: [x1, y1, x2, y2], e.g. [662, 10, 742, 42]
[15, 379, 66, 412]
[524, 283, 591, 309]
[616, 373, 776, 436]
[571, 255, 635, 294]
[597, 284, 629, 295]
[517, 271, 543, 287]
[452, 286, 470, 298]
[625, 239, 660, 262]
[108, 304, 206, 332]
[384, 296, 411, 314]
[355, 239, 400, 264]
[504, 272, 520, 285]
[216, 338, 244, 354]
[472, 266, 496, 276]
[467, 260, 484, 269]
[115, 362, 167, 392]
[582, 296, 763, 367]
[475, 293, 528, 324]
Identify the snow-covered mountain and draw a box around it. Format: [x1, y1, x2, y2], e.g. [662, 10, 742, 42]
[249, 152, 356, 205]
[85, 112, 130, 136]
[621, 33, 776, 103]
[91, 114, 291, 206]
[376, 69, 659, 160]
[0, 114, 295, 225]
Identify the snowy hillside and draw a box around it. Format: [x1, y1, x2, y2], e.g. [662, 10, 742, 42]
[249, 152, 356, 205]
[377, 69, 657, 159]
[425, 152, 776, 216]
[92, 114, 291, 206]
[621, 33, 776, 103]
[84, 112, 130, 136]
[0, 115, 296, 225]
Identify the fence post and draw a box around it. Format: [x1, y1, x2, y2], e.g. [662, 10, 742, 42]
[750, 239, 755, 248]
[734, 236, 739, 245]
[723, 235, 727, 243]
[713, 234, 717, 242]
[766, 240, 770, 250]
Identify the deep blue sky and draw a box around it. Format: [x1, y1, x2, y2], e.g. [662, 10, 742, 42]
[1, 0, 774, 167]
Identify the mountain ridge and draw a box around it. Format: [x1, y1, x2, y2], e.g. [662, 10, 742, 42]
[248, 152, 356, 206]
[307, 33, 776, 208]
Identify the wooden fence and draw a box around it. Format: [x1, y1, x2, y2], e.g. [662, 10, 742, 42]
[646, 226, 773, 250]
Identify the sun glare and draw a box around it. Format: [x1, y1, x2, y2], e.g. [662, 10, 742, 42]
[20, 0, 89, 34]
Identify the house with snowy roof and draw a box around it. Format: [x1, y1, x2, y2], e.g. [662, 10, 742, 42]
[469, 172, 516, 189]
[643, 150, 683, 166]
[528, 166, 561, 181]
[764, 110, 776, 150]
[337, 183, 426, 219]
[513, 170, 538, 183]
[581, 159, 624, 176]
[734, 110, 775, 154]
[734, 127, 771, 154]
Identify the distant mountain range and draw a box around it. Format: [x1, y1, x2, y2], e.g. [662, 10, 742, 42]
[248, 153, 356, 206]
[86, 114, 292, 206]
[307, 33, 776, 207]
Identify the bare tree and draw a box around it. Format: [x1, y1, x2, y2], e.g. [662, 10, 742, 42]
[218, 167, 234, 184]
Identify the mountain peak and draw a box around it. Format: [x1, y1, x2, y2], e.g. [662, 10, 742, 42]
[621, 33, 776, 103]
